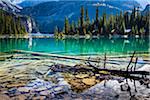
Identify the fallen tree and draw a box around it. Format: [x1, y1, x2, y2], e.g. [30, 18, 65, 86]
[13, 50, 150, 64]
[13, 50, 150, 77]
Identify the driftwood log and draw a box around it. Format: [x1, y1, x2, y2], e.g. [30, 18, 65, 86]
[13, 50, 150, 64]
[13, 50, 150, 76]
[0, 55, 13, 61]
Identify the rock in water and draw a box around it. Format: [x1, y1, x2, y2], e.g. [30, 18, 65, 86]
[82, 78, 96, 86]
[137, 64, 150, 72]
[18, 87, 31, 93]
[11, 95, 27, 100]
[0, 94, 10, 100]
[40, 90, 51, 96]
[75, 74, 88, 79]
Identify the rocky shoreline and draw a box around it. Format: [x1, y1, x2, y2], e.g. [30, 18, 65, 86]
[0, 53, 149, 100]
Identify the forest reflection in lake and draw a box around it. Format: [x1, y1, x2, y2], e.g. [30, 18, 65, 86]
[0, 37, 149, 55]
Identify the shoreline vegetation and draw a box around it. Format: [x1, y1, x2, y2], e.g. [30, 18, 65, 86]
[0, 6, 149, 39]
[54, 6, 149, 39]
[0, 34, 150, 39]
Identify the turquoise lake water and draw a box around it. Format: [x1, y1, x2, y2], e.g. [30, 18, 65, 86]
[0, 38, 149, 55]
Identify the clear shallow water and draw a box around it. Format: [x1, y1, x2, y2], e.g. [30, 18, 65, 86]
[0, 38, 149, 55]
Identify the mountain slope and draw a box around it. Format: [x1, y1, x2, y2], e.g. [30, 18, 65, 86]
[142, 4, 150, 15]
[18, 0, 54, 7]
[20, 0, 141, 33]
[0, 0, 22, 12]
[0, 0, 38, 35]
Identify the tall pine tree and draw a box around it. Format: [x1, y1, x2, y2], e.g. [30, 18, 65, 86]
[80, 6, 84, 28]
[64, 17, 70, 35]
[85, 8, 90, 27]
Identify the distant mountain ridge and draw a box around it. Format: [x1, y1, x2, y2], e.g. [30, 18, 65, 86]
[143, 4, 150, 15]
[20, 0, 141, 33]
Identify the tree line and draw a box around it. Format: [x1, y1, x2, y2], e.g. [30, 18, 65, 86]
[0, 9, 27, 36]
[54, 6, 149, 38]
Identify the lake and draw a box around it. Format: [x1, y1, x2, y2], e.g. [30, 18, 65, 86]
[0, 37, 150, 99]
[0, 37, 149, 55]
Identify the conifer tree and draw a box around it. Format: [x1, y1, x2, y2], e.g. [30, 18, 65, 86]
[124, 12, 130, 28]
[85, 8, 90, 26]
[80, 6, 84, 28]
[54, 26, 59, 37]
[102, 13, 107, 34]
[139, 27, 145, 34]
[71, 21, 75, 32]
[64, 17, 70, 35]
[135, 25, 138, 35]
[78, 18, 81, 28]
[121, 20, 126, 34]
[96, 6, 99, 24]
[131, 26, 135, 34]
[130, 7, 136, 28]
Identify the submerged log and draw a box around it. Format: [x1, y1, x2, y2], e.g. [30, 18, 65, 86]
[0, 55, 13, 61]
[13, 50, 150, 65]
[98, 68, 150, 76]
[13, 50, 150, 76]
[13, 50, 120, 65]
[87, 62, 150, 76]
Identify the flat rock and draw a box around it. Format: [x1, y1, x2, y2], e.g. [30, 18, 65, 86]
[57, 78, 64, 81]
[0, 94, 10, 100]
[34, 87, 47, 92]
[53, 86, 68, 94]
[54, 86, 63, 92]
[75, 74, 89, 79]
[0, 57, 6, 61]
[82, 78, 96, 86]
[32, 96, 46, 100]
[11, 95, 26, 100]
[18, 87, 31, 93]
[40, 90, 51, 96]
[137, 64, 150, 72]
[58, 81, 69, 86]
[6, 83, 26, 88]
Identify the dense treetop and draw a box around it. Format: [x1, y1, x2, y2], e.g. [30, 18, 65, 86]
[55, 6, 149, 38]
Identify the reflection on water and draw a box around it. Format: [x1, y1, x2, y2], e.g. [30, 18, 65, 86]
[0, 38, 149, 55]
